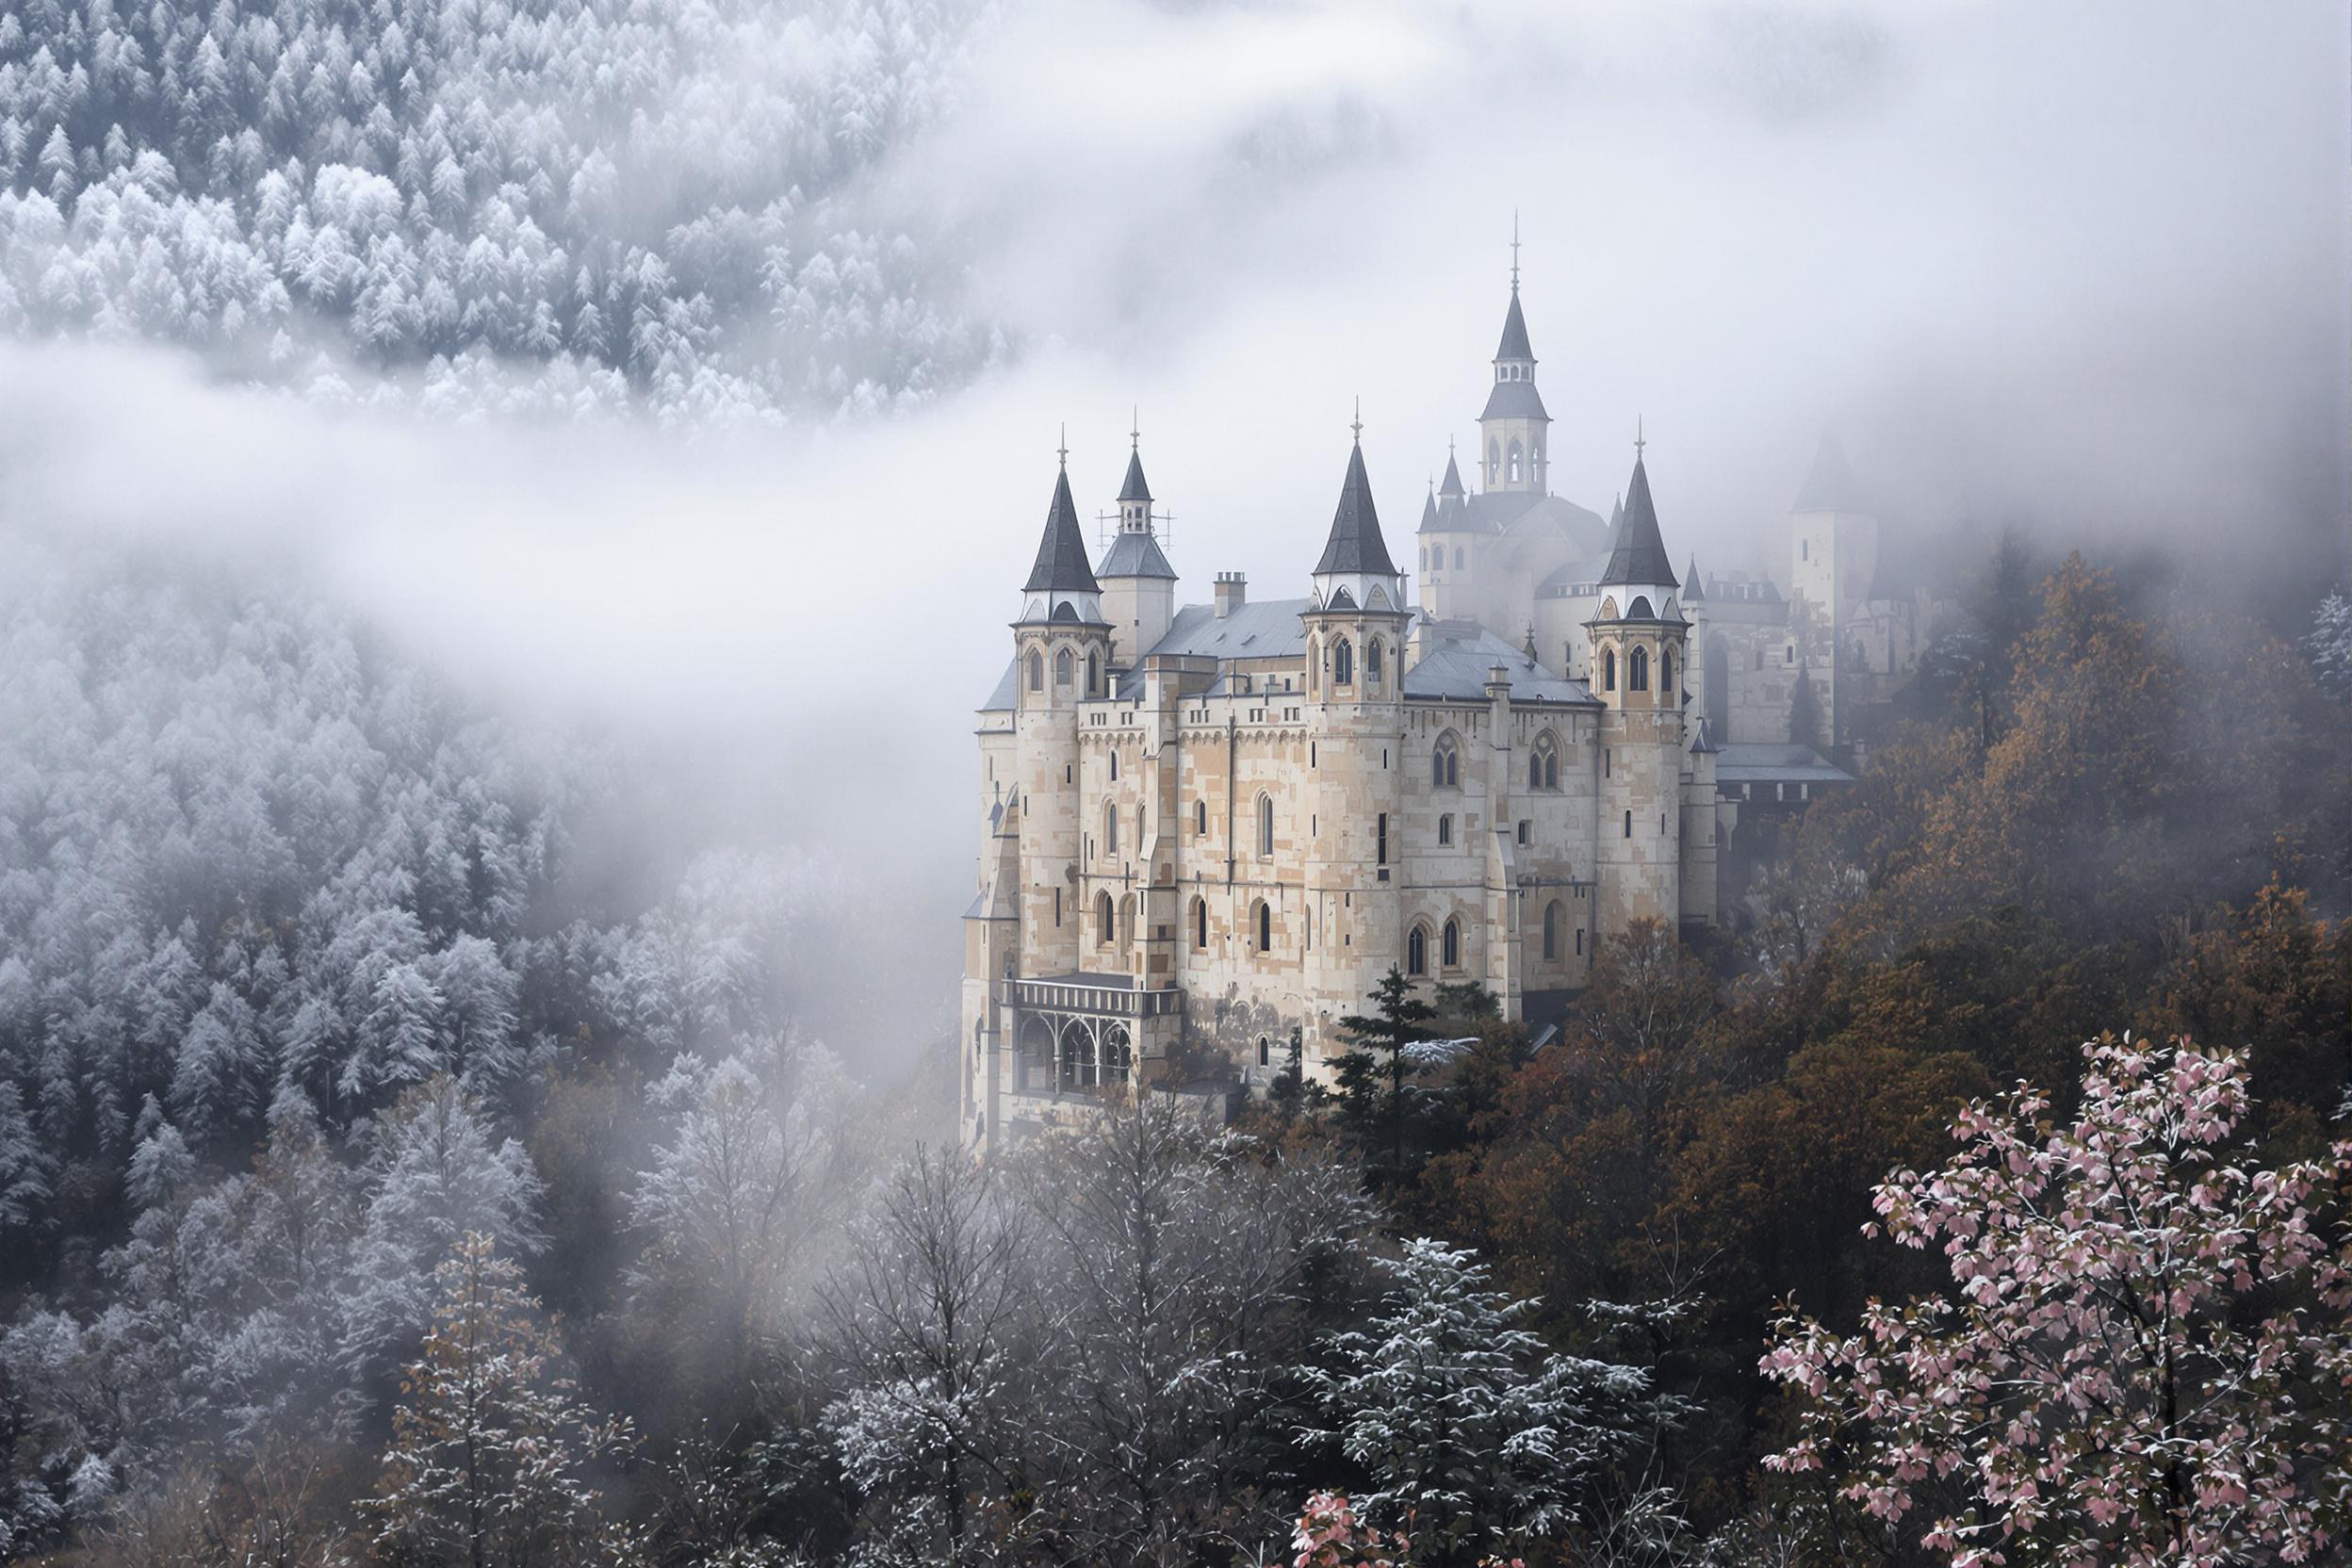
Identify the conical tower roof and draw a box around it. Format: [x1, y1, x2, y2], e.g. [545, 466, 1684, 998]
[1023, 465, 1101, 595]
[1314, 439, 1398, 578]
[1792, 431, 1867, 513]
[1438, 446, 1466, 498]
[1118, 447, 1152, 504]
[1598, 456, 1679, 592]
[1684, 555, 1706, 600]
[1495, 286, 1534, 362]
[1418, 482, 1440, 534]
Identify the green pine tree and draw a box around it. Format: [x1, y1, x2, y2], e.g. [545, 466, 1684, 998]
[1331, 967, 1438, 1184]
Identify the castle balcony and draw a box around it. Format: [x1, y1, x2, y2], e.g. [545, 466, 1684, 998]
[996, 972, 1186, 1104]
[997, 972, 1184, 1020]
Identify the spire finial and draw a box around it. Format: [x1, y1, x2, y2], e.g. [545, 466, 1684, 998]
[1634, 416, 1645, 463]
[1510, 209, 1521, 292]
[1350, 397, 1363, 445]
[1057, 423, 1068, 469]
[1130, 406, 1139, 452]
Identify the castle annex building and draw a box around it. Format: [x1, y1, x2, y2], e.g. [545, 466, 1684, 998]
[961, 265, 1947, 1150]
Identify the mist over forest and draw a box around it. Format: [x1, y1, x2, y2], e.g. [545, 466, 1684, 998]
[0, 0, 2349, 1563]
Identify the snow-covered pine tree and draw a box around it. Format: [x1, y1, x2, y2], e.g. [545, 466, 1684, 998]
[1301, 1238, 1673, 1566]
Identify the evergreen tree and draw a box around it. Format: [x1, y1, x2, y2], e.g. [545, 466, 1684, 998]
[364, 1233, 636, 1568]
[1301, 1238, 1673, 1566]
[1331, 967, 1437, 1184]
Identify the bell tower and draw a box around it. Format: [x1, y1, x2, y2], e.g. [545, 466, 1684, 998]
[1097, 419, 1177, 668]
[1478, 220, 1549, 497]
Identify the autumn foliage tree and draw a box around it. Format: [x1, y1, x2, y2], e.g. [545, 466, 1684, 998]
[1761, 1036, 2352, 1566]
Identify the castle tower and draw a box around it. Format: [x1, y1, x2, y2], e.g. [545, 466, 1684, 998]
[1097, 428, 1177, 668]
[1478, 235, 1549, 496]
[1301, 418, 1411, 1071]
[1012, 448, 1114, 981]
[1589, 435, 1689, 937]
[1417, 444, 1480, 621]
[1788, 432, 1878, 748]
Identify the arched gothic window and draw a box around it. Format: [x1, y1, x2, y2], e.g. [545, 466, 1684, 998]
[1603, 647, 1617, 692]
[1193, 897, 1207, 950]
[1507, 440, 1523, 483]
[1104, 800, 1119, 856]
[1195, 799, 1207, 835]
[1528, 731, 1560, 791]
[1629, 645, 1650, 692]
[1407, 923, 1429, 976]
[1366, 639, 1382, 681]
[1086, 651, 1101, 696]
[1257, 793, 1275, 857]
[1254, 900, 1272, 953]
[1108, 750, 1119, 781]
[1487, 438, 1500, 482]
[1054, 647, 1073, 687]
[1442, 917, 1462, 970]
[1096, 890, 1115, 946]
[1027, 650, 1043, 691]
[1334, 638, 1354, 685]
[1431, 732, 1460, 788]
[1660, 649, 1674, 694]
[1543, 900, 1561, 960]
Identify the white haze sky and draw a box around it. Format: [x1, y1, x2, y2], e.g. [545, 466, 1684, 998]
[1, 0, 2344, 1020]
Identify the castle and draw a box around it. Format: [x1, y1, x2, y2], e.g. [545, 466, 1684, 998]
[960, 261, 1947, 1150]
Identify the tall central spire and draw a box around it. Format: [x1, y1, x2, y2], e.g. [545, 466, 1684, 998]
[1479, 221, 1548, 494]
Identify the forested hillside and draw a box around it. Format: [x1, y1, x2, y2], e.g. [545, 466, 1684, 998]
[0, 0, 999, 420]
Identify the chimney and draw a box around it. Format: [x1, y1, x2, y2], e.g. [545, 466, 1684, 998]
[1214, 572, 1248, 618]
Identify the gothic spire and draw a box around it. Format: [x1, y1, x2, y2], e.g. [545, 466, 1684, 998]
[1314, 426, 1398, 579]
[1598, 441, 1679, 592]
[1792, 430, 1866, 514]
[1023, 459, 1101, 595]
[1438, 441, 1466, 498]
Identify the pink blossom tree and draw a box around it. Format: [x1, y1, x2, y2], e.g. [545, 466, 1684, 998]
[1761, 1035, 2352, 1566]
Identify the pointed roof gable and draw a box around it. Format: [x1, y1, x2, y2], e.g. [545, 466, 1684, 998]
[1439, 448, 1466, 498]
[1118, 447, 1152, 504]
[1684, 554, 1706, 600]
[1792, 431, 1867, 514]
[1495, 286, 1534, 362]
[1314, 441, 1398, 578]
[1598, 457, 1679, 591]
[1417, 483, 1441, 535]
[1023, 466, 1101, 594]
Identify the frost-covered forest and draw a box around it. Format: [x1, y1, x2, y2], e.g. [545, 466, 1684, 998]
[0, 0, 1001, 422]
[0, 0, 2347, 1561]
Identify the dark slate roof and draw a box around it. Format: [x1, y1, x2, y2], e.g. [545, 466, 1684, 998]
[1438, 449, 1466, 497]
[1689, 715, 1721, 755]
[1792, 432, 1867, 514]
[1144, 597, 1313, 662]
[1713, 743, 1853, 787]
[1404, 624, 1598, 707]
[1494, 286, 1534, 362]
[980, 657, 1020, 711]
[1598, 457, 1679, 590]
[1437, 491, 1483, 531]
[1684, 556, 1705, 600]
[1099, 530, 1176, 580]
[1023, 467, 1102, 594]
[1417, 486, 1441, 534]
[1118, 448, 1152, 504]
[1478, 377, 1550, 423]
[1313, 441, 1399, 577]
